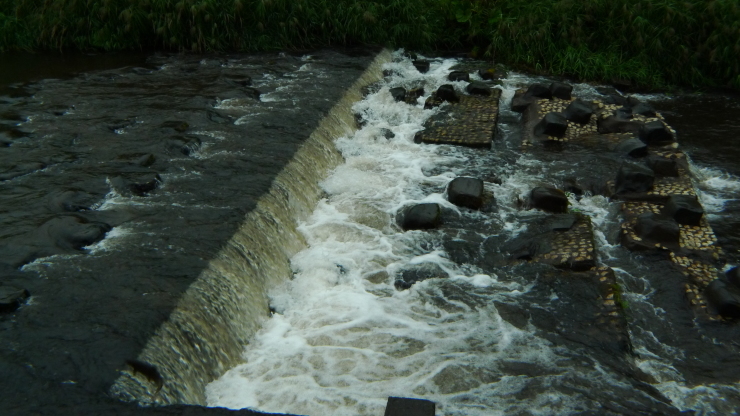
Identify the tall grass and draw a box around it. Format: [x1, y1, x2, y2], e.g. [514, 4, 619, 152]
[1, 0, 738, 90]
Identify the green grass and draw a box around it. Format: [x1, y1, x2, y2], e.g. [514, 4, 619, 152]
[1, 0, 739, 90]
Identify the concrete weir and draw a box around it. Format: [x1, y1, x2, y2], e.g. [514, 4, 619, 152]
[109, 50, 393, 406]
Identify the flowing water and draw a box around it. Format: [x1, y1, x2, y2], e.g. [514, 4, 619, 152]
[205, 52, 740, 415]
[2, 49, 740, 415]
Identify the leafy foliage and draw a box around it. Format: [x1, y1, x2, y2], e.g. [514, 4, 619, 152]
[0, 0, 738, 89]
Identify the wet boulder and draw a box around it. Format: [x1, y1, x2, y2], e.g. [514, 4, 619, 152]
[705, 279, 740, 319]
[614, 106, 633, 120]
[603, 94, 629, 106]
[634, 213, 680, 249]
[407, 87, 425, 102]
[511, 91, 535, 113]
[47, 190, 96, 212]
[243, 87, 262, 100]
[525, 84, 552, 99]
[615, 138, 648, 158]
[398, 203, 441, 231]
[478, 68, 495, 80]
[40, 215, 111, 251]
[384, 397, 435, 416]
[447, 177, 485, 210]
[597, 115, 642, 134]
[562, 99, 593, 124]
[534, 113, 568, 137]
[529, 187, 569, 213]
[465, 81, 492, 96]
[165, 135, 202, 156]
[389, 87, 406, 102]
[413, 60, 430, 73]
[0, 286, 30, 313]
[394, 262, 448, 290]
[448, 71, 470, 82]
[647, 156, 679, 177]
[435, 85, 459, 103]
[549, 82, 573, 100]
[626, 96, 642, 108]
[662, 195, 703, 226]
[206, 109, 234, 124]
[110, 173, 161, 197]
[639, 120, 674, 145]
[615, 163, 655, 194]
[632, 102, 657, 117]
[727, 267, 740, 288]
[380, 128, 396, 139]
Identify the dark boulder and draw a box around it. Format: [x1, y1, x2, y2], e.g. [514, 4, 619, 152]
[398, 203, 441, 231]
[529, 187, 569, 213]
[435, 85, 459, 103]
[206, 109, 234, 124]
[615, 138, 648, 158]
[47, 190, 96, 212]
[166, 135, 202, 156]
[384, 397, 435, 416]
[40, 215, 112, 251]
[615, 163, 655, 194]
[478, 69, 495, 80]
[632, 102, 657, 117]
[511, 91, 536, 113]
[705, 279, 740, 318]
[135, 153, 156, 167]
[534, 112, 568, 137]
[0, 286, 30, 313]
[662, 195, 704, 226]
[639, 120, 674, 145]
[727, 267, 740, 288]
[626, 96, 642, 108]
[647, 156, 679, 177]
[407, 87, 425, 102]
[562, 99, 593, 124]
[465, 81, 491, 96]
[110, 173, 161, 197]
[413, 60, 430, 73]
[597, 115, 642, 134]
[550, 214, 577, 231]
[447, 177, 485, 210]
[243, 87, 262, 100]
[634, 213, 680, 248]
[380, 128, 395, 139]
[603, 94, 629, 106]
[614, 106, 633, 120]
[394, 262, 447, 290]
[525, 84, 552, 99]
[160, 120, 189, 133]
[448, 71, 470, 82]
[612, 79, 633, 92]
[389, 87, 406, 102]
[549, 82, 573, 100]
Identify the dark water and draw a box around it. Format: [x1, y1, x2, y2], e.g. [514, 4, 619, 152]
[0, 49, 376, 414]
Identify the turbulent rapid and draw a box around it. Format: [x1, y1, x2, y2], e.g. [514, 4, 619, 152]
[205, 52, 740, 415]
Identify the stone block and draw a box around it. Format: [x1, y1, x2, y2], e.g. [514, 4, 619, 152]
[549, 82, 573, 100]
[534, 112, 568, 137]
[615, 164, 655, 194]
[413, 60, 430, 73]
[399, 203, 441, 231]
[663, 195, 704, 226]
[639, 120, 674, 145]
[389, 87, 406, 102]
[615, 138, 648, 158]
[465, 81, 491, 96]
[384, 397, 435, 416]
[634, 213, 680, 248]
[529, 187, 569, 213]
[435, 85, 459, 103]
[647, 156, 679, 177]
[394, 263, 447, 290]
[447, 177, 485, 209]
[525, 83, 552, 99]
[562, 99, 593, 124]
[0, 286, 30, 313]
[632, 102, 657, 117]
[448, 71, 470, 82]
[705, 279, 740, 318]
[597, 116, 642, 134]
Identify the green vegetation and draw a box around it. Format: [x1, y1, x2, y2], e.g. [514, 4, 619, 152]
[1, 0, 739, 89]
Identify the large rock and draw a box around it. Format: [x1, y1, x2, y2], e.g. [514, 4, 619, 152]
[705, 279, 740, 318]
[614, 106, 633, 120]
[597, 115, 642, 134]
[562, 99, 593, 124]
[384, 397, 435, 416]
[662, 195, 704, 226]
[389, 87, 406, 102]
[647, 156, 679, 177]
[110, 173, 162, 197]
[166, 135, 202, 156]
[615, 164, 654, 194]
[394, 262, 447, 290]
[615, 138, 648, 158]
[534, 112, 568, 137]
[435, 85, 459, 103]
[398, 203, 441, 231]
[40, 215, 112, 251]
[465, 81, 492, 96]
[727, 267, 740, 288]
[525, 83, 552, 99]
[529, 187, 569, 213]
[0, 286, 31, 313]
[511, 91, 535, 113]
[639, 120, 674, 145]
[632, 102, 657, 117]
[413, 60, 430, 73]
[549, 82, 573, 100]
[634, 213, 680, 248]
[447, 177, 485, 209]
[448, 71, 470, 82]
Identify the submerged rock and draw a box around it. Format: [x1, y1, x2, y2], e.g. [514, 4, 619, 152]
[110, 173, 162, 197]
[0, 286, 31, 313]
[398, 203, 441, 231]
[447, 177, 484, 210]
[389, 87, 406, 102]
[525, 84, 552, 99]
[165, 135, 201, 156]
[394, 262, 448, 290]
[40, 215, 112, 252]
[597, 115, 642, 135]
[706, 279, 740, 319]
[448, 71, 470, 82]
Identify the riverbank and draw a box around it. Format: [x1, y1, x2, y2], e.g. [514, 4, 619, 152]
[1, 0, 739, 90]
